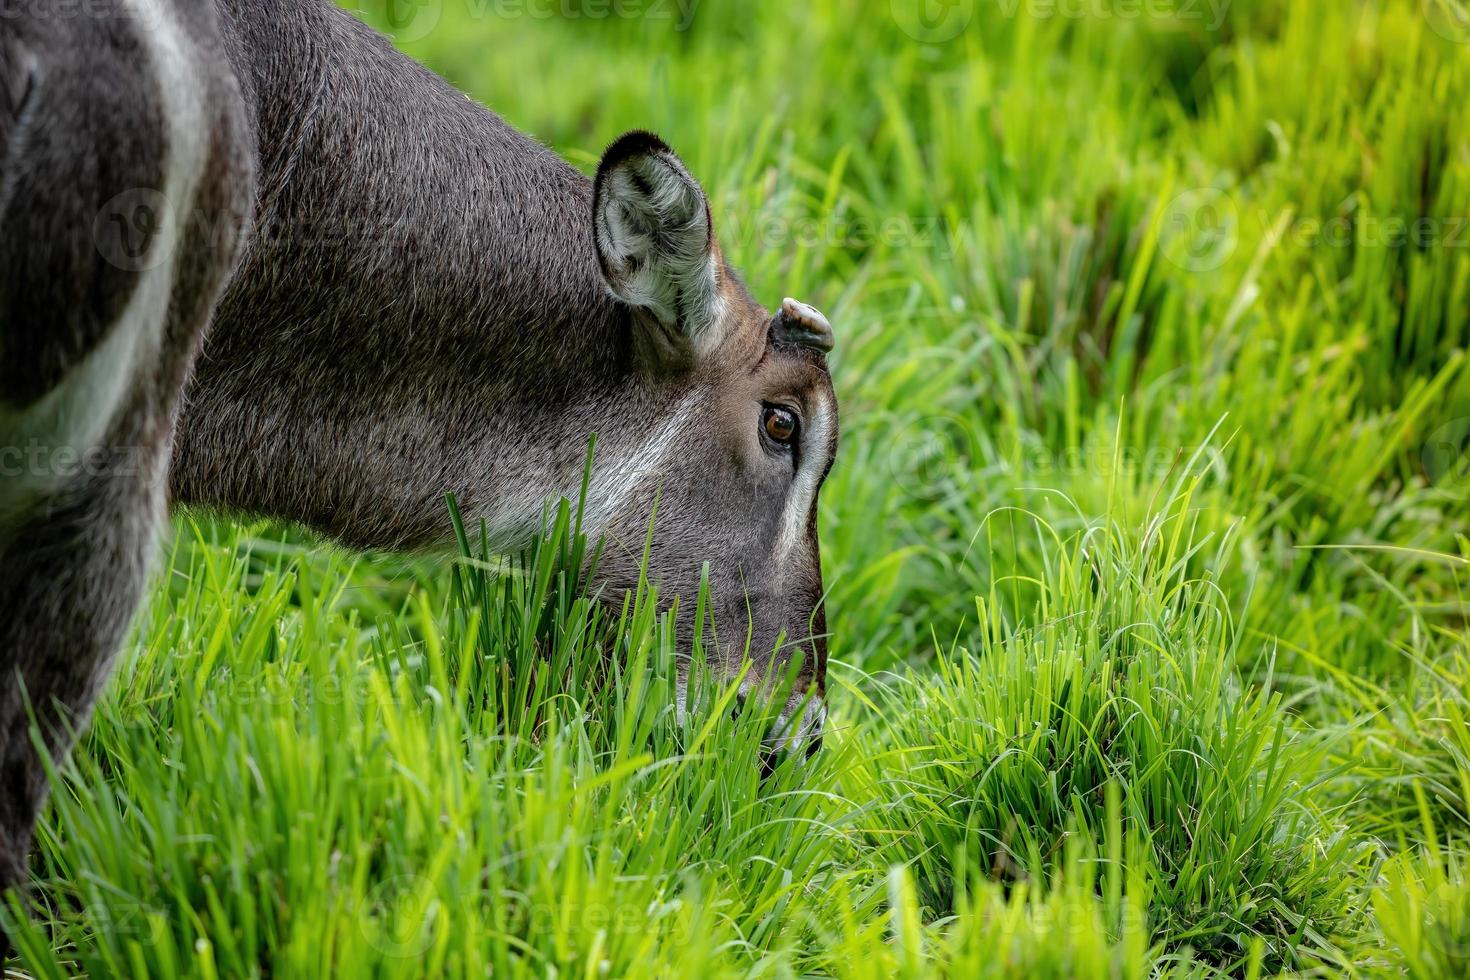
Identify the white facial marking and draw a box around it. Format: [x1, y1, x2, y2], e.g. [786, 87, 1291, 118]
[581, 387, 704, 534]
[476, 388, 705, 552]
[0, 0, 207, 527]
[773, 390, 834, 566]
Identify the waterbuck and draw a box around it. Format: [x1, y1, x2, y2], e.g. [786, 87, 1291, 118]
[0, 0, 839, 898]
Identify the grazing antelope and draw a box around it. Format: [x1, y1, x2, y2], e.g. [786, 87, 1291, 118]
[0, 0, 838, 899]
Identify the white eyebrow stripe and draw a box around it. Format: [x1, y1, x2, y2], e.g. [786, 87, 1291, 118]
[773, 392, 834, 566]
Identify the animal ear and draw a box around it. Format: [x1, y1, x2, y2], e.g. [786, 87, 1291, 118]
[593, 131, 723, 359]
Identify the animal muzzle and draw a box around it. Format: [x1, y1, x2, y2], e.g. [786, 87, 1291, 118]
[759, 630, 829, 770]
[759, 691, 827, 775]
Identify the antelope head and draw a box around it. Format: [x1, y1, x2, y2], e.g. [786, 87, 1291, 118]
[589, 131, 838, 762]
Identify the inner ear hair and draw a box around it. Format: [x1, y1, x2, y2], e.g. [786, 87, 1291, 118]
[593, 130, 722, 356]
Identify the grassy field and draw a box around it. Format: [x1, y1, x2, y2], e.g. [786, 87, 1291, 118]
[6, 0, 1470, 975]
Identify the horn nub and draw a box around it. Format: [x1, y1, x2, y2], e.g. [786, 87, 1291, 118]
[773, 297, 835, 353]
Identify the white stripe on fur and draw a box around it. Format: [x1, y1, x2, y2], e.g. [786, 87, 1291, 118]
[1, 0, 207, 526]
[582, 388, 705, 533]
[773, 391, 834, 566]
[476, 389, 705, 552]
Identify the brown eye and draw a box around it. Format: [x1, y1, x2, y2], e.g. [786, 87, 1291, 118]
[763, 406, 798, 445]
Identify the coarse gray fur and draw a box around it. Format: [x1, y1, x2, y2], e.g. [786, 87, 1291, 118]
[0, 0, 838, 914]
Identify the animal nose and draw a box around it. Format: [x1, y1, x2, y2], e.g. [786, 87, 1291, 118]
[758, 695, 827, 775]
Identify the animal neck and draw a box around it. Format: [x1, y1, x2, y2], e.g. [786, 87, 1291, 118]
[171, 0, 671, 550]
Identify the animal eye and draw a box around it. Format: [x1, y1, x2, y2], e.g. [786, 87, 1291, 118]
[763, 406, 798, 445]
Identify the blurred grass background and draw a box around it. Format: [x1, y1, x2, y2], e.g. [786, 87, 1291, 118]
[5, 0, 1470, 975]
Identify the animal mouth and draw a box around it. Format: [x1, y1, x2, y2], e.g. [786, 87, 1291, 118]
[758, 697, 827, 776]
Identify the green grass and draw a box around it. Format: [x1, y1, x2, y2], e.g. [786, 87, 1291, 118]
[5, 0, 1470, 975]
